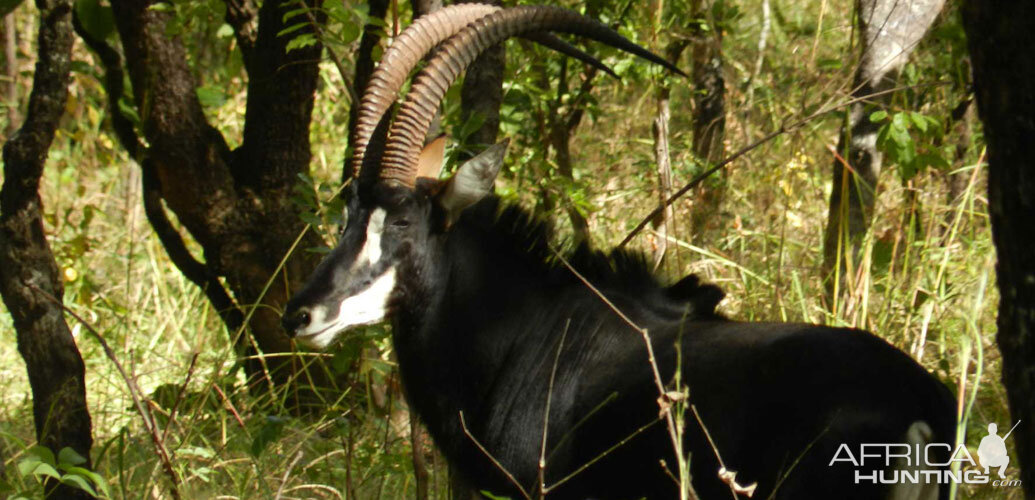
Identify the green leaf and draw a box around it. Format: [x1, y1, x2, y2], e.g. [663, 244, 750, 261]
[918, 151, 950, 170]
[888, 115, 912, 149]
[196, 86, 226, 109]
[60, 474, 98, 498]
[612, 58, 634, 77]
[75, 0, 116, 41]
[281, 7, 310, 23]
[64, 466, 110, 497]
[176, 446, 215, 459]
[276, 22, 308, 38]
[816, 58, 843, 70]
[0, 0, 22, 16]
[869, 110, 888, 123]
[16, 459, 39, 478]
[147, 2, 173, 12]
[27, 445, 57, 466]
[216, 23, 234, 38]
[340, 21, 361, 44]
[285, 34, 317, 53]
[891, 112, 911, 131]
[117, 97, 141, 127]
[29, 463, 62, 481]
[909, 111, 928, 134]
[70, 60, 98, 78]
[58, 447, 88, 466]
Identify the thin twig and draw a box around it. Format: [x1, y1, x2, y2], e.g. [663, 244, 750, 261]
[211, 383, 248, 432]
[538, 321, 570, 496]
[160, 352, 200, 444]
[690, 405, 755, 499]
[458, 411, 531, 500]
[274, 451, 305, 500]
[547, 416, 664, 492]
[29, 285, 182, 500]
[549, 250, 696, 499]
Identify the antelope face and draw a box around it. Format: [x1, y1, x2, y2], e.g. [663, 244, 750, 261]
[282, 184, 426, 348]
[282, 140, 507, 349]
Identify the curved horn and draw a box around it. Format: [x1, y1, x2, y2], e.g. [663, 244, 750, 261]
[350, 3, 499, 182]
[378, 6, 684, 188]
[351, 5, 621, 185]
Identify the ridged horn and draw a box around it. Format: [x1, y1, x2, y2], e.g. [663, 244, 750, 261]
[350, 3, 499, 183]
[378, 5, 685, 188]
[350, 4, 620, 186]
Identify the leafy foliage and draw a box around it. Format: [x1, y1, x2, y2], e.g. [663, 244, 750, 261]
[12, 446, 110, 499]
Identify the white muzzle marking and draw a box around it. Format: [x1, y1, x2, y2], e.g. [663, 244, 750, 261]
[296, 267, 397, 349]
[297, 209, 395, 349]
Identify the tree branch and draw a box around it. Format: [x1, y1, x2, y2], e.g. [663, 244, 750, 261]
[222, 0, 257, 68]
[71, 10, 144, 159]
[141, 160, 246, 337]
[347, 0, 389, 152]
[235, 0, 325, 189]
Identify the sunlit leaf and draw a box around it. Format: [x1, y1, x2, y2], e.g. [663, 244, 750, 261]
[57, 447, 88, 466]
[60, 474, 98, 498]
[75, 0, 116, 41]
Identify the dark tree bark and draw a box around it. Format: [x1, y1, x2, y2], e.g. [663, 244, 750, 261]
[346, 0, 390, 175]
[0, 0, 93, 497]
[963, 1, 1035, 495]
[410, 0, 442, 18]
[458, 0, 505, 159]
[822, 0, 944, 298]
[688, 0, 727, 235]
[222, 0, 257, 67]
[98, 0, 331, 398]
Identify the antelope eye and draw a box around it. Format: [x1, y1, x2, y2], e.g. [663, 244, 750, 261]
[391, 219, 411, 228]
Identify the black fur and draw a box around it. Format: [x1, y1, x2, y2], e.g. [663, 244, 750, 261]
[287, 187, 956, 499]
[389, 196, 955, 499]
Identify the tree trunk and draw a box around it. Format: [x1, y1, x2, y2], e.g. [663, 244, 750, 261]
[822, 0, 944, 299]
[102, 0, 332, 401]
[963, 1, 1035, 495]
[458, 0, 505, 159]
[347, 0, 390, 177]
[0, 0, 93, 497]
[688, 0, 727, 236]
[651, 40, 689, 268]
[410, 0, 442, 18]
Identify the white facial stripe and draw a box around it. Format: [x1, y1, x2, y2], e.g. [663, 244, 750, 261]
[295, 267, 397, 349]
[361, 208, 386, 267]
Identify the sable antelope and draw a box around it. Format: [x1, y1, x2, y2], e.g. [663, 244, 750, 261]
[283, 5, 956, 499]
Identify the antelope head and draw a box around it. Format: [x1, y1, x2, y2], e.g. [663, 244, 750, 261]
[282, 5, 681, 348]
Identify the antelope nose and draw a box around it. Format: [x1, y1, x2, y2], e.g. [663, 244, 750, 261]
[282, 307, 312, 336]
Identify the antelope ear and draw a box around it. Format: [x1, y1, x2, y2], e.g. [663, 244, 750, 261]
[435, 139, 509, 227]
[416, 135, 448, 180]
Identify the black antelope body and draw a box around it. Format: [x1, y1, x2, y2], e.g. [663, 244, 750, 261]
[282, 5, 956, 499]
